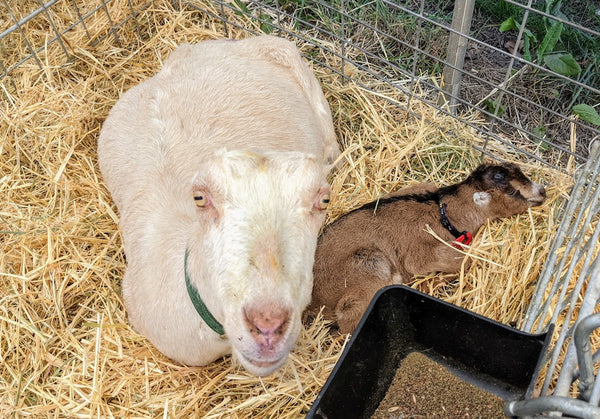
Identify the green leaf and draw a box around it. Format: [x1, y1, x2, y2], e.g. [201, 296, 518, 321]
[259, 13, 274, 34]
[545, 0, 563, 16]
[524, 28, 536, 42]
[544, 53, 581, 76]
[573, 104, 600, 126]
[232, 0, 251, 16]
[532, 125, 547, 137]
[522, 29, 537, 61]
[484, 99, 505, 117]
[537, 21, 563, 61]
[523, 36, 532, 61]
[531, 126, 550, 151]
[500, 17, 518, 32]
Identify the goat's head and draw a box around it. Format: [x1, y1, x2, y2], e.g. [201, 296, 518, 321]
[468, 162, 546, 218]
[185, 149, 330, 375]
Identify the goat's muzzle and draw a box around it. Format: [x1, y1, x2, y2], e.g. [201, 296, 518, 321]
[243, 303, 290, 354]
[527, 183, 546, 206]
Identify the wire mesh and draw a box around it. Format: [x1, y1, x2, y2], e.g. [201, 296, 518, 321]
[179, 0, 599, 173]
[2, 0, 600, 416]
[0, 0, 154, 82]
[512, 141, 600, 416]
[2, 1, 598, 173]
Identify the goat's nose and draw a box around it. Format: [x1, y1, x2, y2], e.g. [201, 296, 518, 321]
[244, 304, 290, 349]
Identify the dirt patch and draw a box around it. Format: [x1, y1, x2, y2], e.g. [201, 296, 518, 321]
[372, 352, 505, 418]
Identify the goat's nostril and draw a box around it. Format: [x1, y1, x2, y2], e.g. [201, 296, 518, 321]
[244, 305, 290, 347]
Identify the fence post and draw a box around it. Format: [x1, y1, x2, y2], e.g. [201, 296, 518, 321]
[438, 0, 475, 114]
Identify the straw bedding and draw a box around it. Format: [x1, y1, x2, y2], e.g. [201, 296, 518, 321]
[0, 0, 593, 416]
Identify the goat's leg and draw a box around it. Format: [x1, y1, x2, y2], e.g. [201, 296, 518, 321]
[426, 245, 470, 274]
[334, 279, 387, 334]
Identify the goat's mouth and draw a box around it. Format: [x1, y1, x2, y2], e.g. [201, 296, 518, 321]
[244, 355, 283, 368]
[238, 352, 287, 375]
[527, 197, 545, 206]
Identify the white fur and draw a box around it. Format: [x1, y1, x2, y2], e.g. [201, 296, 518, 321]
[97, 36, 339, 375]
[473, 191, 491, 207]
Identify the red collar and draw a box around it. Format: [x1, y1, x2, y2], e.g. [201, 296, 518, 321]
[438, 200, 473, 249]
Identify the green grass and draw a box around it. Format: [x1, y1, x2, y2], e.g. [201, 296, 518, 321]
[251, 0, 454, 76]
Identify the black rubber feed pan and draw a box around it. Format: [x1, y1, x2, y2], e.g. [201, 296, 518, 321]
[307, 285, 551, 419]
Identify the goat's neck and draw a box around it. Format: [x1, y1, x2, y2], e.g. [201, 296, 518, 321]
[438, 192, 489, 235]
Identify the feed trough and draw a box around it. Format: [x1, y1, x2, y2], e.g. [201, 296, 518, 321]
[307, 285, 551, 418]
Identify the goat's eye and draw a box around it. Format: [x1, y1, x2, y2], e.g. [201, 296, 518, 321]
[313, 186, 332, 211]
[492, 172, 505, 182]
[193, 190, 210, 207]
[317, 194, 331, 210]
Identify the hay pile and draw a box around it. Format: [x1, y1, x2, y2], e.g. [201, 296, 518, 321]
[0, 0, 586, 416]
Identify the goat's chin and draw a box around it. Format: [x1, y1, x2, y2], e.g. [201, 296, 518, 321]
[527, 197, 545, 207]
[232, 348, 289, 376]
[229, 317, 301, 376]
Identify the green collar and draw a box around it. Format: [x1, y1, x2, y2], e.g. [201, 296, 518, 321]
[184, 248, 225, 336]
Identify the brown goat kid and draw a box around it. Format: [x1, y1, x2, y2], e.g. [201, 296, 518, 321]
[307, 162, 546, 334]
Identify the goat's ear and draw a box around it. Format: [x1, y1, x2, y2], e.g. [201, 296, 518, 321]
[473, 191, 491, 207]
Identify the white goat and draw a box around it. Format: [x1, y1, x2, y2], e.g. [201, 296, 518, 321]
[98, 36, 340, 376]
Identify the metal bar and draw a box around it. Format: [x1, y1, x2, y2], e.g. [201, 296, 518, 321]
[519, 141, 600, 397]
[555, 236, 600, 396]
[505, 396, 600, 418]
[589, 345, 600, 405]
[407, 0, 426, 112]
[127, 0, 144, 40]
[573, 313, 600, 401]
[523, 143, 600, 331]
[340, 0, 346, 84]
[480, 0, 533, 155]
[99, 0, 122, 48]
[69, 0, 92, 42]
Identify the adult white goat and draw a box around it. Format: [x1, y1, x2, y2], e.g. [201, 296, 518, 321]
[98, 36, 340, 376]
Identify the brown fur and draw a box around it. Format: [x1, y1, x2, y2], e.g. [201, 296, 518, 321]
[307, 162, 546, 334]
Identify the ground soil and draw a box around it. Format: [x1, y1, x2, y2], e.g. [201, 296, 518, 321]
[372, 352, 505, 419]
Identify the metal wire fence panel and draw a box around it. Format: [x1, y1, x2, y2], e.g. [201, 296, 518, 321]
[511, 142, 600, 414]
[0, 0, 600, 174]
[0, 0, 154, 82]
[2, 1, 597, 173]
[175, 0, 599, 174]
[1, 0, 600, 415]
